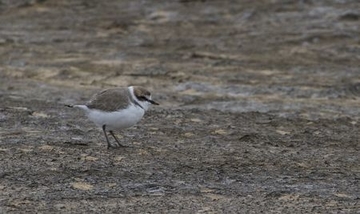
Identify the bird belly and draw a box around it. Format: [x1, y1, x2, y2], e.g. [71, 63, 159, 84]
[87, 105, 145, 131]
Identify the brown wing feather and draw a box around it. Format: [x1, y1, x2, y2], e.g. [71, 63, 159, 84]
[86, 87, 132, 112]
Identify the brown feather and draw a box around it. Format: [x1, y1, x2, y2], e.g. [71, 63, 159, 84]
[133, 86, 151, 98]
[86, 87, 133, 112]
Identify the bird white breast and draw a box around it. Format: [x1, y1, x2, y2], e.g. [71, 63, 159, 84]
[86, 104, 145, 131]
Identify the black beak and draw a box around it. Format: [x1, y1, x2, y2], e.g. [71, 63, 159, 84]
[148, 99, 159, 105]
[140, 96, 160, 105]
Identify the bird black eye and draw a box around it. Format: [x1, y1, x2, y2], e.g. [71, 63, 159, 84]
[138, 96, 148, 101]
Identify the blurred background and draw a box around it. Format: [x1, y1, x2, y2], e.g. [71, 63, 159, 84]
[0, 0, 360, 213]
[1, 0, 359, 119]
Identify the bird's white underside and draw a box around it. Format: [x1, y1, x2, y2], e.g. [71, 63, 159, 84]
[74, 104, 145, 131]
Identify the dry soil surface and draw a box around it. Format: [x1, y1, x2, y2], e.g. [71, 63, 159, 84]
[1, 0, 360, 213]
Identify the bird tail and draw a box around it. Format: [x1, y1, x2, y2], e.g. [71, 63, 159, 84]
[66, 104, 89, 112]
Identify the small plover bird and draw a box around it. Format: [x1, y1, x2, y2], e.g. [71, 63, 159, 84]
[67, 86, 159, 149]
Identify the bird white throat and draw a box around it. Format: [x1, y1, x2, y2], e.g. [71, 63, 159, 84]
[67, 86, 159, 149]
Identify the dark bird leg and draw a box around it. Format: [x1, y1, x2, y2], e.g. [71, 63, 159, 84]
[109, 131, 126, 147]
[102, 125, 113, 149]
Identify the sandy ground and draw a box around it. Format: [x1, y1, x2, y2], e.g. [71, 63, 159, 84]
[1, 0, 360, 213]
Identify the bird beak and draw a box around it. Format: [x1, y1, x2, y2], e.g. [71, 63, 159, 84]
[148, 99, 159, 105]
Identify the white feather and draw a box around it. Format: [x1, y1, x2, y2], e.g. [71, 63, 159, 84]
[74, 104, 145, 131]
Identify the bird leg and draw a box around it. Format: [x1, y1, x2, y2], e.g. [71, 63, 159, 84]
[109, 131, 126, 147]
[102, 125, 113, 149]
